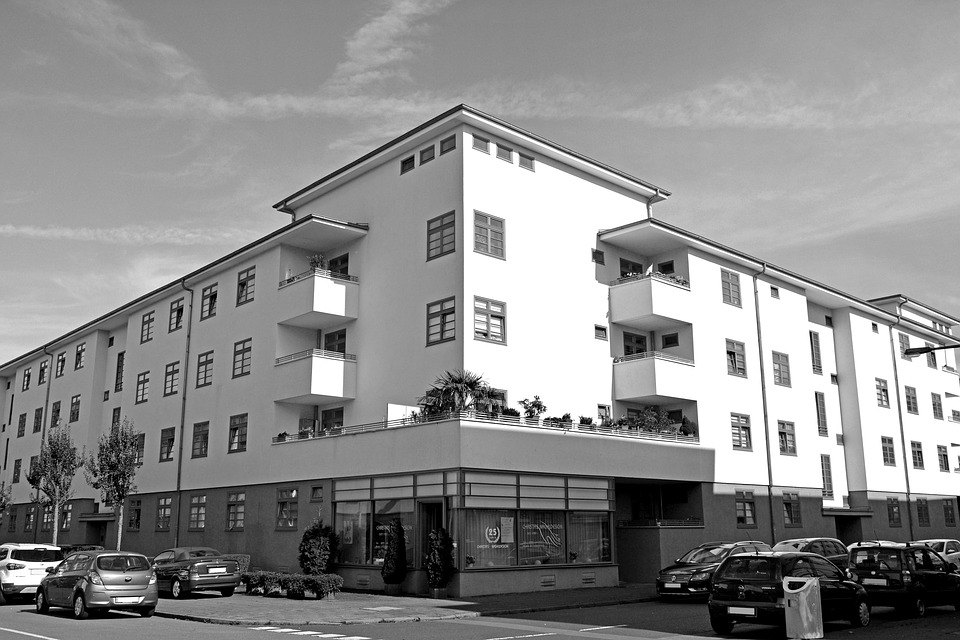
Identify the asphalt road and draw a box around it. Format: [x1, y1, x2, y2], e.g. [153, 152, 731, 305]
[3, 597, 959, 640]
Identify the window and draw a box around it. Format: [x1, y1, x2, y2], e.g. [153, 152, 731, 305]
[60, 504, 72, 531]
[399, 155, 415, 174]
[496, 143, 512, 162]
[321, 407, 343, 432]
[232, 338, 252, 378]
[905, 386, 918, 414]
[619, 258, 643, 278]
[474, 297, 506, 343]
[726, 340, 746, 377]
[824, 315, 833, 327]
[33, 408, 42, 433]
[38, 360, 48, 385]
[770, 286, 780, 298]
[945, 500, 957, 527]
[25, 506, 35, 532]
[519, 152, 535, 171]
[426, 297, 456, 345]
[228, 414, 247, 453]
[323, 329, 346, 354]
[55, 352, 65, 377]
[277, 488, 299, 529]
[169, 298, 184, 332]
[236, 267, 255, 305]
[939, 445, 950, 472]
[311, 486, 324, 502]
[783, 492, 802, 526]
[114, 351, 125, 392]
[12, 459, 21, 483]
[140, 311, 155, 343]
[815, 392, 828, 436]
[623, 332, 647, 357]
[134, 433, 144, 466]
[188, 495, 206, 530]
[6, 512, 15, 532]
[882, 436, 896, 466]
[325, 253, 348, 276]
[196, 351, 214, 387]
[809, 331, 822, 374]
[159, 427, 175, 462]
[872, 322, 879, 333]
[163, 361, 180, 396]
[227, 492, 245, 531]
[111, 407, 120, 427]
[721, 269, 741, 306]
[821, 455, 833, 499]
[657, 260, 675, 274]
[598, 405, 611, 422]
[69, 395, 80, 422]
[474, 211, 505, 258]
[50, 402, 60, 428]
[200, 283, 218, 320]
[17, 414, 25, 438]
[472, 134, 489, 152]
[876, 378, 889, 407]
[439, 135, 456, 155]
[420, 145, 434, 164]
[917, 498, 930, 527]
[899, 333, 911, 358]
[772, 352, 791, 386]
[75, 343, 85, 370]
[911, 441, 924, 469]
[731, 413, 752, 450]
[29, 455, 38, 478]
[735, 490, 756, 527]
[887, 497, 901, 527]
[778, 421, 797, 455]
[156, 497, 172, 531]
[426, 212, 455, 260]
[662, 333, 679, 349]
[21, 368, 30, 391]
[932, 393, 944, 420]
[192, 422, 209, 459]
[594, 325, 608, 340]
[591, 249, 605, 265]
[135, 372, 149, 404]
[128, 499, 141, 530]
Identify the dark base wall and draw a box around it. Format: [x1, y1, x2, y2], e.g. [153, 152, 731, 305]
[849, 491, 960, 542]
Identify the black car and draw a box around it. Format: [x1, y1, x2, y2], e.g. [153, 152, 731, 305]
[152, 547, 240, 599]
[708, 551, 870, 635]
[657, 540, 772, 598]
[848, 542, 960, 616]
[773, 537, 849, 569]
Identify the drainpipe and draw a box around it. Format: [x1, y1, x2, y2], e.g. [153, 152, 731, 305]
[888, 299, 915, 540]
[172, 278, 195, 547]
[751, 264, 777, 544]
[32, 347, 55, 544]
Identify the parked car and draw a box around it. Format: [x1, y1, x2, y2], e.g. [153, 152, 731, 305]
[773, 537, 849, 569]
[58, 544, 105, 556]
[912, 539, 960, 565]
[152, 547, 240, 599]
[708, 551, 870, 635]
[656, 540, 772, 598]
[35, 550, 157, 619]
[848, 539, 897, 550]
[0, 543, 63, 604]
[848, 542, 960, 616]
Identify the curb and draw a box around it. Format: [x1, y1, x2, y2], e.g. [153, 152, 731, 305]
[476, 594, 658, 617]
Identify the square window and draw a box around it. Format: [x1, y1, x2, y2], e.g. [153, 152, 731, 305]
[232, 338, 253, 378]
[236, 267, 256, 306]
[426, 297, 456, 345]
[200, 283, 218, 320]
[420, 146, 435, 164]
[439, 135, 456, 155]
[594, 325, 608, 340]
[662, 333, 679, 349]
[496, 144, 512, 162]
[323, 329, 346, 354]
[726, 339, 747, 377]
[721, 269, 741, 307]
[474, 297, 506, 344]
[472, 134, 489, 152]
[824, 315, 833, 327]
[321, 407, 344, 432]
[427, 212, 456, 260]
[770, 286, 780, 298]
[474, 211, 505, 258]
[518, 153, 535, 171]
[400, 155, 415, 174]
[310, 486, 324, 502]
[328, 253, 349, 276]
[591, 249, 605, 265]
[229, 414, 248, 453]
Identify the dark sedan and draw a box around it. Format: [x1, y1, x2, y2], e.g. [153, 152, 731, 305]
[657, 540, 772, 598]
[152, 547, 240, 599]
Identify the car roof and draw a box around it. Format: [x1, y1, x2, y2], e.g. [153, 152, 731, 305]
[0, 543, 60, 550]
[161, 546, 220, 553]
[914, 538, 956, 544]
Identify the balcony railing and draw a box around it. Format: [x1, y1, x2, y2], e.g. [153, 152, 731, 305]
[943, 365, 959, 376]
[613, 350, 695, 366]
[610, 271, 690, 289]
[279, 267, 358, 289]
[271, 410, 700, 444]
[275, 348, 356, 366]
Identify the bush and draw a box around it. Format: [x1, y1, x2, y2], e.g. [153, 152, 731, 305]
[222, 554, 251, 573]
[299, 518, 339, 575]
[241, 570, 343, 599]
[500, 407, 521, 417]
[578, 416, 594, 426]
[381, 518, 407, 585]
[425, 528, 455, 588]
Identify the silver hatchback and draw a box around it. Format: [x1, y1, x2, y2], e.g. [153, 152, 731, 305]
[36, 550, 158, 619]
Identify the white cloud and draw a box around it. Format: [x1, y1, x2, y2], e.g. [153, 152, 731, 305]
[0, 224, 247, 246]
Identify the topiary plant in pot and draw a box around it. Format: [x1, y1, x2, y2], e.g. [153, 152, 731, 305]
[381, 517, 407, 594]
[425, 527, 455, 598]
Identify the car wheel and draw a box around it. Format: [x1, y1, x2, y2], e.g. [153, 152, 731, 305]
[170, 578, 185, 599]
[906, 596, 926, 618]
[72, 593, 89, 620]
[138, 606, 155, 618]
[35, 589, 49, 614]
[0, 589, 7, 606]
[710, 612, 734, 635]
[850, 599, 870, 627]
[220, 587, 235, 597]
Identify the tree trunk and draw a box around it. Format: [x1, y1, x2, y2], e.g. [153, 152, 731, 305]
[115, 503, 124, 550]
[51, 489, 60, 547]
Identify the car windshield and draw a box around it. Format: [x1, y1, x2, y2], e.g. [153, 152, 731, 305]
[851, 549, 902, 571]
[718, 557, 777, 580]
[96, 555, 150, 571]
[925, 542, 945, 552]
[678, 545, 730, 564]
[187, 549, 219, 558]
[772, 541, 805, 551]
[11, 548, 64, 562]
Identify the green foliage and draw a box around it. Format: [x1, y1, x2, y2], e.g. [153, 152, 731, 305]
[26, 422, 83, 546]
[240, 570, 343, 599]
[381, 517, 407, 585]
[519, 396, 547, 418]
[425, 528, 455, 588]
[221, 554, 251, 573]
[578, 416, 594, 426]
[500, 407, 521, 417]
[299, 518, 339, 575]
[0, 481, 11, 516]
[419, 370, 493, 416]
[84, 418, 142, 550]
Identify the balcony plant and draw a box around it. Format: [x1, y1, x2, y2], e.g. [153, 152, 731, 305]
[519, 396, 547, 423]
[276, 431, 288, 442]
[679, 416, 699, 437]
[309, 254, 326, 270]
[418, 370, 493, 418]
[381, 517, 407, 595]
[579, 416, 595, 429]
[425, 527, 455, 598]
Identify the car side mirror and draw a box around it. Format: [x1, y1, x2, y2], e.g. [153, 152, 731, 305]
[45, 566, 56, 574]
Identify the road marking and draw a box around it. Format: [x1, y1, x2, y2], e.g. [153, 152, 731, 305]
[290, 633, 322, 636]
[309, 635, 347, 639]
[336, 637, 372, 640]
[267, 630, 301, 633]
[250, 628, 280, 631]
[578, 626, 626, 631]
[0, 629, 61, 640]
[362, 606, 402, 611]
[486, 635, 557, 640]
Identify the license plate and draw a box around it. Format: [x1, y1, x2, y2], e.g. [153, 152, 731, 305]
[728, 606, 756, 616]
[30, 569, 45, 575]
[114, 596, 140, 604]
[663, 582, 682, 589]
[208, 567, 227, 574]
[862, 578, 887, 586]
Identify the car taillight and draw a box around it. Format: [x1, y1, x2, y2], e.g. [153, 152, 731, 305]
[5, 563, 26, 570]
[902, 571, 912, 584]
[148, 572, 157, 585]
[87, 572, 103, 586]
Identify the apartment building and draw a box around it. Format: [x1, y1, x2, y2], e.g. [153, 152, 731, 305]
[2, 105, 959, 596]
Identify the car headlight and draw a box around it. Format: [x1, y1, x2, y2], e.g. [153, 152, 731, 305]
[691, 571, 712, 582]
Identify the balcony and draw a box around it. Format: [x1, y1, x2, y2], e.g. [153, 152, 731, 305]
[613, 351, 697, 403]
[274, 349, 357, 404]
[609, 273, 693, 331]
[276, 269, 359, 329]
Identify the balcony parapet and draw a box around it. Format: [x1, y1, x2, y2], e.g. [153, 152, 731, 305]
[943, 365, 959, 376]
[275, 348, 356, 366]
[609, 271, 690, 290]
[279, 267, 358, 289]
[613, 350, 694, 366]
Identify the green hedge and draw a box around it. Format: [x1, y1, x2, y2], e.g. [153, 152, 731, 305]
[241, 570, 343, 599]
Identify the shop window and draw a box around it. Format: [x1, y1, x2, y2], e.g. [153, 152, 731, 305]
[463, 509, 517, 569]
[335, 501, 372, 564]
[373, 499, 415, 567]
[567, 512, 611, 563]
[518, 511, 566, 566]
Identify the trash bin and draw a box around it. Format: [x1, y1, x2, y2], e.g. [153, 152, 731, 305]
[783, 576, 823, 639]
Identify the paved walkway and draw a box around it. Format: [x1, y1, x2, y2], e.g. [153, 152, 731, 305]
[155, 583, 658, 625]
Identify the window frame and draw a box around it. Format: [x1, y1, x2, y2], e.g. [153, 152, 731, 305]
[473, 296, 506, 344]
[399, 155, 415, 174]
[904, 386, 919, 414]
[276, 488, 299, 530]
[426, 211, 456, 261]
[821, 455, 833, 499]
[876, 378, 890, 407]
[496, 143, 513, 162]
[228, 413, 248, 453]
[192, 421, 209, 459]
[815, 392, 828, 436]
[159, 427, 175, 462]
[881, 436, 896, 466]
[772, 351, 791, 387]
[232, 338, 253, 378]
[196, 350, 214, 388]
[661, 333, 679, 349]
[735, 490, 757, 528]
[236, 266, 256, 306]
[200, 283, 218, 320]
[938, 445, 950, 472]
[721, 269, 741, 307]
[140, 311, 155, 344]
[932, 393, 944, 420]
[911, 441, 924, 469]
[135, 371, 149, 404]
[726, 339, 747, 377]
[163, 361, 180, 397]
[188, 494, 207, 531]
[778, 420, 797, 455]
[439, 135, 456, 155]
[419, 145, 435, 164]
[156, 496, 172, 531]
[731, 413, 752, 451]
[426, 296, 456, 346]
[887, 497, 901, 527]
[474, 211, 505, 259]
[227, 491, 245, 531]
[169, 298, 184, 332]
[472, 134, 489, 153]
[75, 343, 85, 370]
[783, 492, 802, 527]
[69, 395, 80, 423]
[518, 152, 535, 171]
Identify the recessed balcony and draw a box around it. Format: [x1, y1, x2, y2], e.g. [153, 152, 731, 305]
[274, 349, 357, 404]
[609, 273, 693, 332]
[277, 269, 359, 329]
[613, 351, 697, 403]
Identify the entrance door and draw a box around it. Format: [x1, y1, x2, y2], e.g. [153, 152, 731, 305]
[623, 333, 647, 357]
[419, 501, 444, 562]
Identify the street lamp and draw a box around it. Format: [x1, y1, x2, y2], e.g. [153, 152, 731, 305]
[903, 344, 959, 357]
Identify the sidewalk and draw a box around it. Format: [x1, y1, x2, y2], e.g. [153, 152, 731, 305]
[154, 583, 658, 626]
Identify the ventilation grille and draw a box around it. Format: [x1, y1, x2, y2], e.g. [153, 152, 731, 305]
[539, 574, 556, 588]
[356, 575, 370, 587]
[581, 572, 596, 585]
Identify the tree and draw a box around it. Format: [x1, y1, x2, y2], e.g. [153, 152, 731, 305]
[298, 518, 339, 575]
[0, 481, 10, 521]
[381, 518, 407, 586]
[519, 396, 547, 419]
[425, 527, 455, 589]
[418, 370, 493, 416]
[84, 418, 141, 550]
[26, 422, 83, 546]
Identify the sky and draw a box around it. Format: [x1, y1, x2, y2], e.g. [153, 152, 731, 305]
[2, 0, 960, 365]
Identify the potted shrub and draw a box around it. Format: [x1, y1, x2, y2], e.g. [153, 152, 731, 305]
[519, 396, 547, 424]
[381, 518, 407, 595]
[276, 431, 288, 442]
[309, 254, 326, 270]
[579, 416, 594, 429]
[425, 527, 455, 598]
